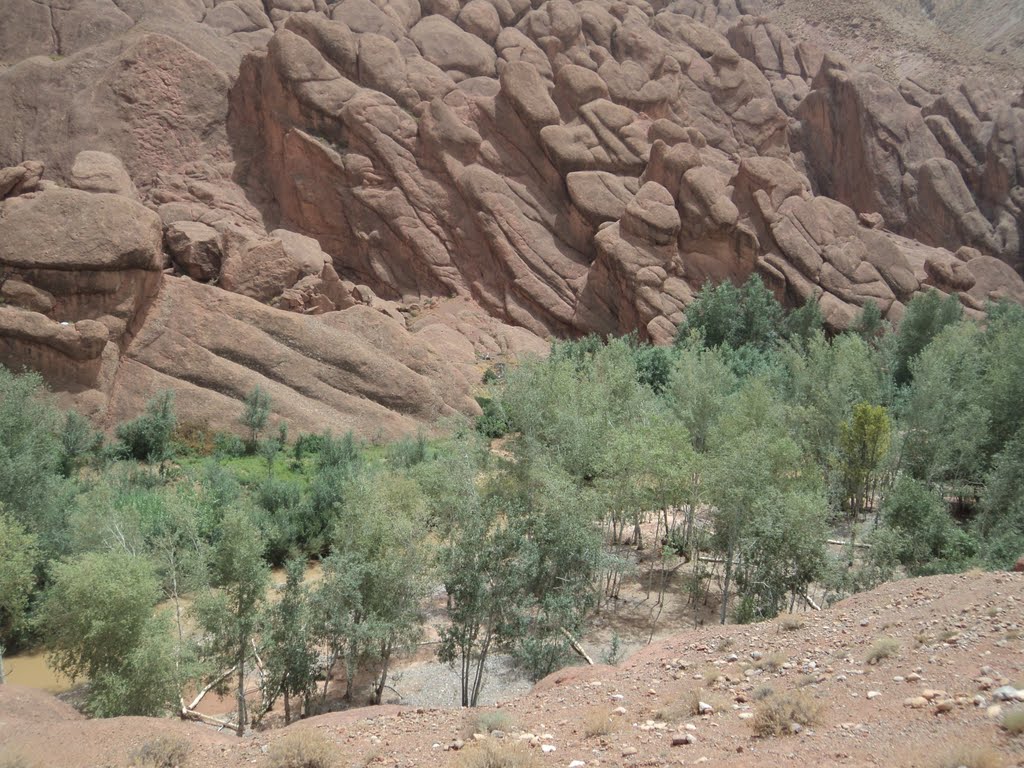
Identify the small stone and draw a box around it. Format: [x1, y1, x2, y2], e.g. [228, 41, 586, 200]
[613, 707, 627, 715]
[671, 733, 696, 746]
[698, 701, 714, 715]
[738, 712, 754, 720]
[541, 744, 556, 753]
[906, 673, 922, 682]
[987, 704, 1003, 719]
[993, 685, 1022, 701]
[621, 746, 638, 757]
[867, 691, 882, 700]
[569, 762, 586, 768]
[451, 739, 465, 750]
[904, 697, 928, 708]
[934, 700, 955, 714]
[750, 651, 763, 660]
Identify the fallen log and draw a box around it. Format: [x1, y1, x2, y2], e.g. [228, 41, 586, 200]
[560, 627, 594, 665]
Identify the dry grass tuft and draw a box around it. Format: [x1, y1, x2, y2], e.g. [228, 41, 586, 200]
[752, 684, 775, 701]
[754, 652, 786, 672]
[130, 736, 190, 768]
[1002, 709, 1024, 736]
[267, 730, 338, 768]
[456, 740, 541, 768]
[865, 637, 900, 664]
[582, 707, 615, 738]
[751, 691, 821, 737]
[780, 617, 805, 632]
[933, 745, 1004, 768]
[467, 710, 516, 738]
[655, 687, 722, 723]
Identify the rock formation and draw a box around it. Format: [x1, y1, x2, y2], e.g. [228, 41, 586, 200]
[1, 0, 1023, 432]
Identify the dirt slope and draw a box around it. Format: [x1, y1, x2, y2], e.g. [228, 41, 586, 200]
[2, 571, 1022, 767]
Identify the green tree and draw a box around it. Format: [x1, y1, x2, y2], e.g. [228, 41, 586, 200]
[900, 321, 988, 490]
[0, 367, 70, 551]
[310, 550, 363, 704]
[667, 340, 736, 453]
[837, 403, 891, 548]
[880, 476, 975, 575]
[892, 289, 962, 386]
[852, 300, 887, 346]
[680, 275, 784, 353]
[332, 471, 432, 704]
[58, 410, 99, 478]
[37, 551, 160, 683]
[431, 440, 520, 706]
[264, 558, 316, 723]
[85, 611, 180, 717]
[733, 489, 828, 622]
[0, 510, 39, 650]
[116, 390, 176, 463]
[704, 378, 810, 623]
[194, 506, 269, 736]
[241, 386, 272, 449]
[975, 427, 1024, 568]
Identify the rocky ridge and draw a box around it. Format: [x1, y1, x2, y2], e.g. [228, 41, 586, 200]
[1, 570, 1022, 766]
[1, 0, 1024, 431]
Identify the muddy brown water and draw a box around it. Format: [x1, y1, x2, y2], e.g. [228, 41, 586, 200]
[4, 562, 325, 695]
[3, 651, 72, 693]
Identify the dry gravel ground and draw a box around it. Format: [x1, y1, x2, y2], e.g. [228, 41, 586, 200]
[2, 570, 1024, 767]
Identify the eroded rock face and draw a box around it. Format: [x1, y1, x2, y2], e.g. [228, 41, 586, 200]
[1, 0, 1024, 435]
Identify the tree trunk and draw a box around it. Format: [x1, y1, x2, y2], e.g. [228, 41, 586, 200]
[236, 653, 246, 737]
[373, 642, 391, 705]
[720, 541, 734, 625]
[284, 690, 291, 725]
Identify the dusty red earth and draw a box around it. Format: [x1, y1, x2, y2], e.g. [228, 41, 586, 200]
[2, 570, 1023, 767]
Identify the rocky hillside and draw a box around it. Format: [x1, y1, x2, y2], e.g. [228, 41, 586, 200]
[2, 571, 1023, 767]
[1, 0, 1023, 432]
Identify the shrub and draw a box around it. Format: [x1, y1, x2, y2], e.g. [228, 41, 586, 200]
[753, 652, 786, 672]
[130, 736, 189, 768]
[865, 637, 900, 665]
[751, 691, 821, 737]
[780, 617, 805, 632]
[582, 707, 614, 738]
[1002, 709, 1024, 736]
[934, 745, 1004, 768]
[267, 731, 337, 768]
[468, 710, 515, 737]
[213, 431, 246, 458]
[475, 397, 510, 439]
[116, 391, 176, 462]
[656, 688, 719, 723]
[752, 685, 774, 701]
[456, 741, 540, 768]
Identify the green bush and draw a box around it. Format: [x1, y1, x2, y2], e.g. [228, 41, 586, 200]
[475, 397, 510, 438]
[116, 391, 176, 463]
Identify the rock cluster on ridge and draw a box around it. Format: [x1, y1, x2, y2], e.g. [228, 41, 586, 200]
[0, 0, 1023, 432]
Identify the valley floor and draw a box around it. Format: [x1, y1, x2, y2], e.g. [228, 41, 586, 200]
[3, 571, 1023, 768]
